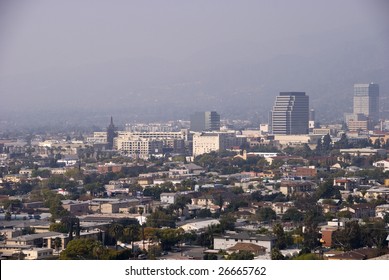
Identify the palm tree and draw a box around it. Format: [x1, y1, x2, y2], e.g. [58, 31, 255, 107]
[109, 223, 124, 246]
[54, 237, 62, 255]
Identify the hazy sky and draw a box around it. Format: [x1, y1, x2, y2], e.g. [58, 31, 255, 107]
[0, 0, 388, 127]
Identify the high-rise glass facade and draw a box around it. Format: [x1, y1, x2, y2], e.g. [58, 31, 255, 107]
[190, 111, 220, 132]
[270, 92, 309, 135]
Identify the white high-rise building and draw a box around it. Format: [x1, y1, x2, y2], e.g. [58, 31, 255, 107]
[353, 83, 379, 122]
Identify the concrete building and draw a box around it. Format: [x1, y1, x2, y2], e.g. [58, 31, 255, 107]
[62, 200, 90, 215]
[116, 130, 188, 154]
[57, 155, 79, 167]
[97, 162, 123, 173]
[160, 193, 178, 204]
[279, 180, 316, 196]
[339, 204, 375, 219]
[190, 111, 220, 132]
[179, 219, 220, 232]
[339, 148, 387, 157]
[192, 132, 238, 157]
[22, 248, 53, 260]
[273, 134, 323, 147]
[270, 92, 309, 135]
[86, 132, 108, 144]
[115, 137, 163, 159]
[100, 199, 139, 214]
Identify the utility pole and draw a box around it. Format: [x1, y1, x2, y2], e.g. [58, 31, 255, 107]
[138, 207, 145, 251]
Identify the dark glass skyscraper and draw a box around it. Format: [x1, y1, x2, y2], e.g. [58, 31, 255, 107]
[190, 111, 220, 132]
[270, 92, 309, 135]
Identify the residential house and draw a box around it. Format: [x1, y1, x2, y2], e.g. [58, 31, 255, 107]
[22, 248, 53, 260]
[339, 204, 375, 219]
[333, 178, 358, 191]
[214, 231, 276, 253]
[320, 227, 338, 248]
[279, 180, 316, 196]
[226, 243, 267, 256]
[62, 200, 90, 215]
[327, 248, 389, 260]
[375, 204, 389, 218]
[179, 219, 220, 232]
[57, 155, 79, 167]
[272, 202, 294, 215]
[373, 160, 389, 172]
[160, 193, 178, 204]
[364, 186, 389, 201]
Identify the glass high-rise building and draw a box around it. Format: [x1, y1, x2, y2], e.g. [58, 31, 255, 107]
[190, 111, 220, 132]
[353, 83, 379, 122]
[270, 92, 309, 135]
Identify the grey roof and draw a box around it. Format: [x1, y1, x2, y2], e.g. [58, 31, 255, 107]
[8, 232, 63, 241]
[0, 220, 51, 229]
[160, 192, 178, 197]
[217, 231, 276, 241]
[184, 163, 204, 170]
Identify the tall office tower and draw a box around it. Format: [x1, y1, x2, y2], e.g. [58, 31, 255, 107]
[106, 116, 117, 150]
[270, 92, 309, 135]
[190, 111, 220, 132]
[353, 83, 379, 122]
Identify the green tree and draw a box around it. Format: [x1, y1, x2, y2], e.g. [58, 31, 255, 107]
[48, 197, 69, 220]
[302, 224, 321, 252]
[271, 248, 285, 260]
[373, 138, 381, 148]
[146, 209, 176, 228]
[121, 224, 141, 243]
[226, 251, 254, 260]
[293, 253, 322, 260]
[108, 223, 124, 243]
[334, 134, 349, 149]
[158, 228, 184, 250]
[281, 208, 303, 223]
[203, 253, 218, 260]
[257, 207, 276, 223]
[4, 211, 11, 221]
[322, 134, 332, 151]
[332, 221, 362, 251]
[196, 209, 212, 218]
[219, 213, 236, 232]
[316, 138, 323, 153]
[172, 195, 191, 216]
[60, 239, 107, 260]
[273, 223, 287, 250]
[54, 237, 62, 254]
[383, 213, 389, 224]
[49, 222, 68, 233]
[361, 220, 387, 249]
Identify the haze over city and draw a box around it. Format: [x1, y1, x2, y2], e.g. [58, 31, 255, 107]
[0, 0, 388, 129]
[3, 0, 389, 266]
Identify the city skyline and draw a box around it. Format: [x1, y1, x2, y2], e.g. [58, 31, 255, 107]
[0, 1, 388, 129]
